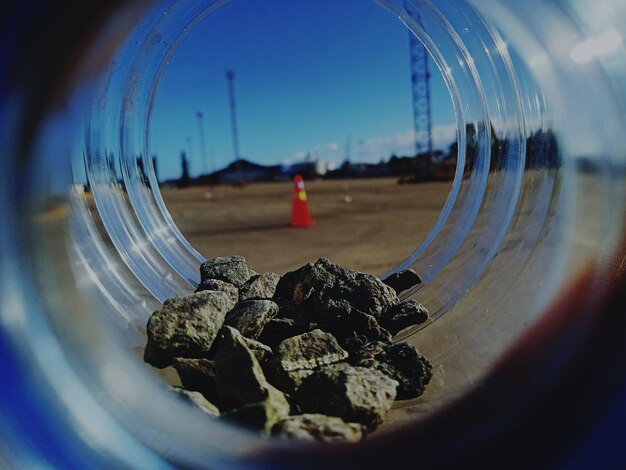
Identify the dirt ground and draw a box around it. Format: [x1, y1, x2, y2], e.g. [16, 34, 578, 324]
[162, 177, 452, 276]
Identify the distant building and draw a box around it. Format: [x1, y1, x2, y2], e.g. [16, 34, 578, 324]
[209, 159, 282, 184]
[284, 160, 329, 179]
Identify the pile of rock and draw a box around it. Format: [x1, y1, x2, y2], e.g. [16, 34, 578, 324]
[144, 256, 431, 442]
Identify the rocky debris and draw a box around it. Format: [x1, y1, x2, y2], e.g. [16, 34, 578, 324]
[379, 299, 429, 336]
[296, 363, 398, 432]
[221, 386, 290, 433]
[194, 278, 239, 304]
[275, 329, 348, 372]
[356, 343, 432, 400]
[144, 258, 434, 442]
[272, 414, 364, 443]
[172, 358, 218, 403]
[214, 326, 283, 410]
[224, 299, 279, 340]
[200, 255, 251, 287]
[382, 268, 422, 295]
[240, 273, 280, 301]
[144, 291, 235, 368]
[170, 387, 220, 417]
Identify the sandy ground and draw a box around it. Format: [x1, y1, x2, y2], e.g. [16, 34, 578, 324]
[161, 177, 452, 276]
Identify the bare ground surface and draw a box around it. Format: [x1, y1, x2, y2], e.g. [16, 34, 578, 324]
[162, 177, 452, 277]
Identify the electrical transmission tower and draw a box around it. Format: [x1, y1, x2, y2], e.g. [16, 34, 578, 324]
[408, 29, 433, 161]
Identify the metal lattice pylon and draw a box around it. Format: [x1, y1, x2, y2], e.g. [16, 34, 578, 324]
[408, 24, 433, 158]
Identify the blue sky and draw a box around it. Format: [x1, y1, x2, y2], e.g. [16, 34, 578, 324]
[150, 0, 457, 180]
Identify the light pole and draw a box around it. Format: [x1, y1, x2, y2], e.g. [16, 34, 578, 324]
[226, 70, 243, 184]
[196, 111, 209, 176]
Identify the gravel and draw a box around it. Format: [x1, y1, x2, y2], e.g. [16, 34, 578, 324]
[145, 258, 433, 442]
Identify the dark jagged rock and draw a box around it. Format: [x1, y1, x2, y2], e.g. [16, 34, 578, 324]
[382, 268, 422, 294]
[200, 255, 252, 287]
[240, 273, 280, 301]
[172, 358, 218, 403]
[272, 414, 364, 443]
[144, 291, 235, 368]
[296, 363, 398, 432]
[379, 299, 429, 336]
[320, 309, 392, 355]
[257, 307, 311, 348]
[357, 343, 432, 400]
[224, 300, 279, 340]
[170, 387, 220, 417]
[348, 341, 388, 365]
[220, 386, 290, 433]
[273, 263, 316, 308]
[275, 329, 348, 372]
[194, 278, 239, 304]
[315, 297, 353, 325]
[214, 326, 286, 411]
[307, 258, 397, 320]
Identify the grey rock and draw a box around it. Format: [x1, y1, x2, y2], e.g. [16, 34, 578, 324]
[214, 326, 284, 410]
[172, 358, 218, 403]
[382, 268, 422, 294]
[357, 343, 432, 400]
[240, 273, 280, 301]
[296, 363, 398, 432]
[276, 329, 348, 372]
[320, 309, 392, 355]
[241, 336, 273, 362]
[200, 256, 251, 287]
[170, 387, 220, 417]
[144, 291, 235, 368]
[263, 363, 315, 395]
[379, 299, 429, 336]
[272, 414, 364, 443]
[220, 386, 290, 433]
[224, 300, 279, 340]
[194, 278, 239, 304]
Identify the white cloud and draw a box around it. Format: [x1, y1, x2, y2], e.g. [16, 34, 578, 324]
[357, 124, 458, 161]
[282, 124, 459, 166]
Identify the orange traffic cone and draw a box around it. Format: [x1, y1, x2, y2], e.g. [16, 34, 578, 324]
[289, 175, 316, 228]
